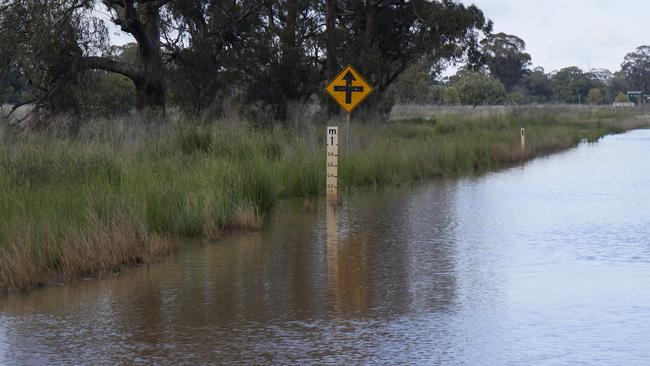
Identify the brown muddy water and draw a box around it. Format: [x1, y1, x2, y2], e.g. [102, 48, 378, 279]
[2, 130, 650, 365]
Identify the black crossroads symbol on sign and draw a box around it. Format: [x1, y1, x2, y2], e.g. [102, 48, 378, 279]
[333, 71, 364, 104]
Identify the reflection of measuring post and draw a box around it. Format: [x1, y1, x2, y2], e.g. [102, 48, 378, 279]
[520, 128, 526, 150]
[326, 127, 338, 197]
[326, 198, 339, 308]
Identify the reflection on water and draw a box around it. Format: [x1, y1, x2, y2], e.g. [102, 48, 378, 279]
[2, 130, 650, 364]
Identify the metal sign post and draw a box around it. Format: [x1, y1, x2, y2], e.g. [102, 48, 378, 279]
[324, 65, 373, 196]
[346, 113, 350, 157]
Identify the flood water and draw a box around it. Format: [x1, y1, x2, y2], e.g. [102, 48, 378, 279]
[2, 130, 650, 365]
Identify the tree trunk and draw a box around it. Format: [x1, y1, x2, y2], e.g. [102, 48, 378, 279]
[325, 0, 337, 80]
[134, 76, 165, 110]
[86, 0, 167, 111]
[274, 1, 299, 121]
[134, 3, 165, 111]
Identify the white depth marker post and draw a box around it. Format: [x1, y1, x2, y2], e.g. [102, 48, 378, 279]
[326, 127, 339, 198]
[520, 128, 526, 150]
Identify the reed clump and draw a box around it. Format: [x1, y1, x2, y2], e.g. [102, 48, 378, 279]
[1, 107, 647, 291]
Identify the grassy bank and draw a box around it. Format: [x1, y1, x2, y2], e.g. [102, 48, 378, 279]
[1, 107, 648, 291]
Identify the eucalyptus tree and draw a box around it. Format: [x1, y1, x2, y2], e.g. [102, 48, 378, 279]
[481, 32, 531, 90]
[1, 0, 267, 115]
[330, 0, 491, 117]
[0, 0, 105, 114]
[451, 70, 505, 106]
[522, 67, 552, 103]
[0, 0, 173, 112]
[551, 66, 588, 104]
[163, 0, 268, 116]
[587, 68, 613, 83]
[243, 0, 324, 120]
[1, 0, 492, 121]
[608, 71, 632, 99]
[622, 46, 650, 93]
[584, 68, 609, 102]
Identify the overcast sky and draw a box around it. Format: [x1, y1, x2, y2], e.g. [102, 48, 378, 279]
[462, 0, 649, 73]
[107, 1, 649, 73]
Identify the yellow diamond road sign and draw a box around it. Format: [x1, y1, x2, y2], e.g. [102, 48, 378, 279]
[325, 65, 373, 113]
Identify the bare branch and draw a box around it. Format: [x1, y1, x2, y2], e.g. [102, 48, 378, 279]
[135, 0, 170, 6]
[78, 56, 139, 80]
[2, 99, 36, 120]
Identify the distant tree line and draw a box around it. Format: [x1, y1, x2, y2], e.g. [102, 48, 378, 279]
[0, 0, 491, 123]
[393, 33, 650, 107]
[4, 1, 650, 124]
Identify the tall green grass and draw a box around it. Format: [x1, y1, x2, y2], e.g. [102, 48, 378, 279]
[1, 107, 648, 291]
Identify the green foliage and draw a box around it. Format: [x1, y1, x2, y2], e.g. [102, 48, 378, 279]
[451, 71, 506, 106]
[428, 86, 446, 104]
[609, 71, 632, 100]
[392, 65, 447, 105]
[81, 72, 135, 116]
[552, 67, 589, 103]
[6, 0, 650, 120]
[0, 1, 103, 113]
[335, 1, 489, 118]
[0, 64, 27, 105]
[506, 91, 526, 105]
[393, 65, 435, 103]
[615, 92, 630, 103]
[522, 67, 553, 102]
[587, 88, 603, 105]
[481, 32, 531, 90]
[443, 87, 461, 105]
[622, 46, 650, 92]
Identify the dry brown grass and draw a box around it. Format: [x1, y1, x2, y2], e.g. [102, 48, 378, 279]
[0, 241, 47, 292]
[227, 202, 264, 231]
[59, 211, 170, 278]
[202, 196, 225, 241]
[0, 210, 171, 291]
[389, 103, 637, 121]
[619, 114, 650, 130]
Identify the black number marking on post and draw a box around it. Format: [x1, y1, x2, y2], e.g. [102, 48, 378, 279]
[326, 126, 338, 197]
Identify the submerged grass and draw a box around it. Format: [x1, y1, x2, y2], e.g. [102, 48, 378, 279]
[1, 107, 649, 291]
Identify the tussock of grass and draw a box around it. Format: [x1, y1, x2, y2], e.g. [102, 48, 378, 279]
[1, 107, 648, 291]
[228, 202, 264, 231]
